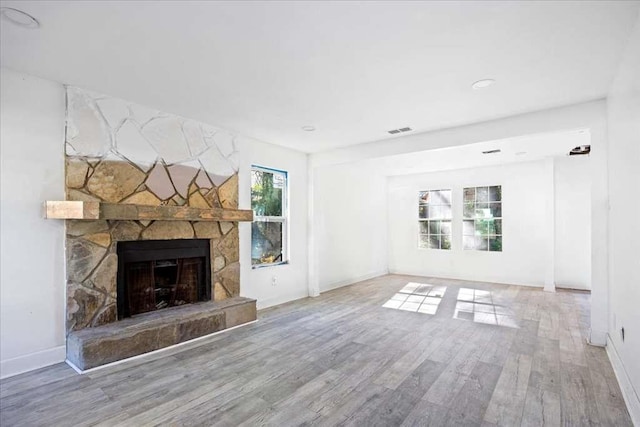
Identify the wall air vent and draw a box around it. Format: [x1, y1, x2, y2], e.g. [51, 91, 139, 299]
[482, 149, 501, 154]
[387, 127, 412, 135]
[569, 145, 591, 156]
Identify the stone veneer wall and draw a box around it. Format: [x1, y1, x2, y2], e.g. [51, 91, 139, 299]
[65, 87, 242, 333]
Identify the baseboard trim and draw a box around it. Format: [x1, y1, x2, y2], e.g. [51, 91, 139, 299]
[606, 335, 640, 426]
[0, 345, 66, 379]
[256, 291, 310, 310]
[66, 319, 258, 375]
[388, 269, 546, 288]
[320, 270, 388, 293]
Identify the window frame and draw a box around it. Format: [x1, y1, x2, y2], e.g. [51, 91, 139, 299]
[417, 188, 453, 250]
[250, 165, 289, 268]
[462, 185, 502, 252]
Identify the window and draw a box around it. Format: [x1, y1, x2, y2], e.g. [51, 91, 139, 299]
[418, 189, 452, 250]
[463, 186, 502, 251]
[251, 166, 287, 266]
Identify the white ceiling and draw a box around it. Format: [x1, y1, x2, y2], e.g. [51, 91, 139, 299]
[1, 1, 638, 153]
[366, 129, 590, 177]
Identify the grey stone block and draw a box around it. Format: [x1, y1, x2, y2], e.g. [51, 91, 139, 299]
[67, 297, 256, 370]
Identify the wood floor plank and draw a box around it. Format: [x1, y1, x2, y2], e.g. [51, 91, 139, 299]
[0, 274, 631, 427]
[483, 352, 533, 426]
[559, 362, 602, 426]
[442, 361, 503, 425]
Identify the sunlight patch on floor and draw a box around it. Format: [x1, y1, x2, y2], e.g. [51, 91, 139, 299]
[382, 282, 446, 314]
[454, 287, 519, 328]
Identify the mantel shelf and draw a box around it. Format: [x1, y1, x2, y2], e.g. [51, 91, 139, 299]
[44, 201, 253, 222]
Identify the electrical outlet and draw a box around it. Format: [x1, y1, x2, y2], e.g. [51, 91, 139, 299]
[271, 276, 277, 286]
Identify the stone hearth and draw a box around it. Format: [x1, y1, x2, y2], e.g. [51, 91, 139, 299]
[67, 297, 256, 370]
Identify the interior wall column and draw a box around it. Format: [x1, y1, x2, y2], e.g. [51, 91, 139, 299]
[307, 158, 320, 297]
[544, 157, 556, 292]
[589, 121, 610, 346]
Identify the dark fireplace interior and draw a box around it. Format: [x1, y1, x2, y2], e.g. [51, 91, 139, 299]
[117, 239, 211, 319]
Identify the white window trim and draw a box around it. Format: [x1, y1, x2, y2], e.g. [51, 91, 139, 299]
[417, 189, 453, 251]
[462, 185, 503, 252]
[251, 165, 289, 269]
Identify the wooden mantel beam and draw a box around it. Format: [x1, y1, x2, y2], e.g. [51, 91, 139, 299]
[44, 201, 253, 222]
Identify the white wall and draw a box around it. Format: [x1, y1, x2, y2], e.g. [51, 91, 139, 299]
[313, 163, 388, 292]
[387, 159, 591, 289]
[554, 155, 591, 290]
[606, 14, 640, 424]
[388, 161, 547, 286]
[238, 138, 309, 309]
[0, 69, 67, 378]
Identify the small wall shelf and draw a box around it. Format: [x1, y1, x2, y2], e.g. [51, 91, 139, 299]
[44, 201, 253, 222]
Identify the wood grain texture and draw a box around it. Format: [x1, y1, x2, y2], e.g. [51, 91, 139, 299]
[0, 275, 632, 426]
[43, 200, 253, 222]
[44, 200, 100, 219]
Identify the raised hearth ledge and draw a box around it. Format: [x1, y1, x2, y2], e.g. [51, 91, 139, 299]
[67, 297, 257, 370]
[43, 200, 253, 222]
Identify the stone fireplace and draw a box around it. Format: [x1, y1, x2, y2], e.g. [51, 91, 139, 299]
[60, 87, 256, 370]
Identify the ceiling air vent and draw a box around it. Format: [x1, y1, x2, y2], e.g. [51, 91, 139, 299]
[387, 127, 412, 135]
[482, 149, 501, 154]
[569, 145, 590, 156]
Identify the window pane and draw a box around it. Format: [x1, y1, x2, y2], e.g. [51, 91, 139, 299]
[428, 205, 441, 219]
[419, 191, 430, 203]
[251, 169, 283, 216]
[463, 236, 477, 250]
[440, 221, 452, 235]
[463, 202, 475, 218]
[475, 219, 493, 237]
[476, 202, 489, 212]
[463, 187, 475, 202]
[441, 235, 451, 250]
[429, 221, 440, 235]
[489, 236, 502, 252]
[440, 204, 452, 219]
[251, 222, 283, 265]
[419, 221, 429, 234]
[490, 202, 502, 218]
[489, 186, 502, 202]
[477, 187, 489, 203]
[418, 234, 429, 248]
[494, 219, 502, 234]
[477, 237, 489, 251]
[418, 205, 428, 218]
[429, 235, 441, 249]
[432, 190, 451, 204]
[463, 220, 475, 236]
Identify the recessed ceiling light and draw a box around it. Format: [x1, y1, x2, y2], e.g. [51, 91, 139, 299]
[301, 125, 315, 132]
[0, 7, 40, 29]
[471, 79, 495, 90]
[482, 149, 501, 154]
[515, 151, 527, 156]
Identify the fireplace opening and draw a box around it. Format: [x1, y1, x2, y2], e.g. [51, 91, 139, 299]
[116, 239, 211, 319]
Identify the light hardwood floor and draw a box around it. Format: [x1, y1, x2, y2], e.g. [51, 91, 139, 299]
[0, 275, 632, 426]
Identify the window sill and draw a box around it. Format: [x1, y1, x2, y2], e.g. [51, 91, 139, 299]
[251, 261, 289, 270]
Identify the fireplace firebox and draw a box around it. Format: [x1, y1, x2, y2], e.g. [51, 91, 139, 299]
[116, 239, 211, 319]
